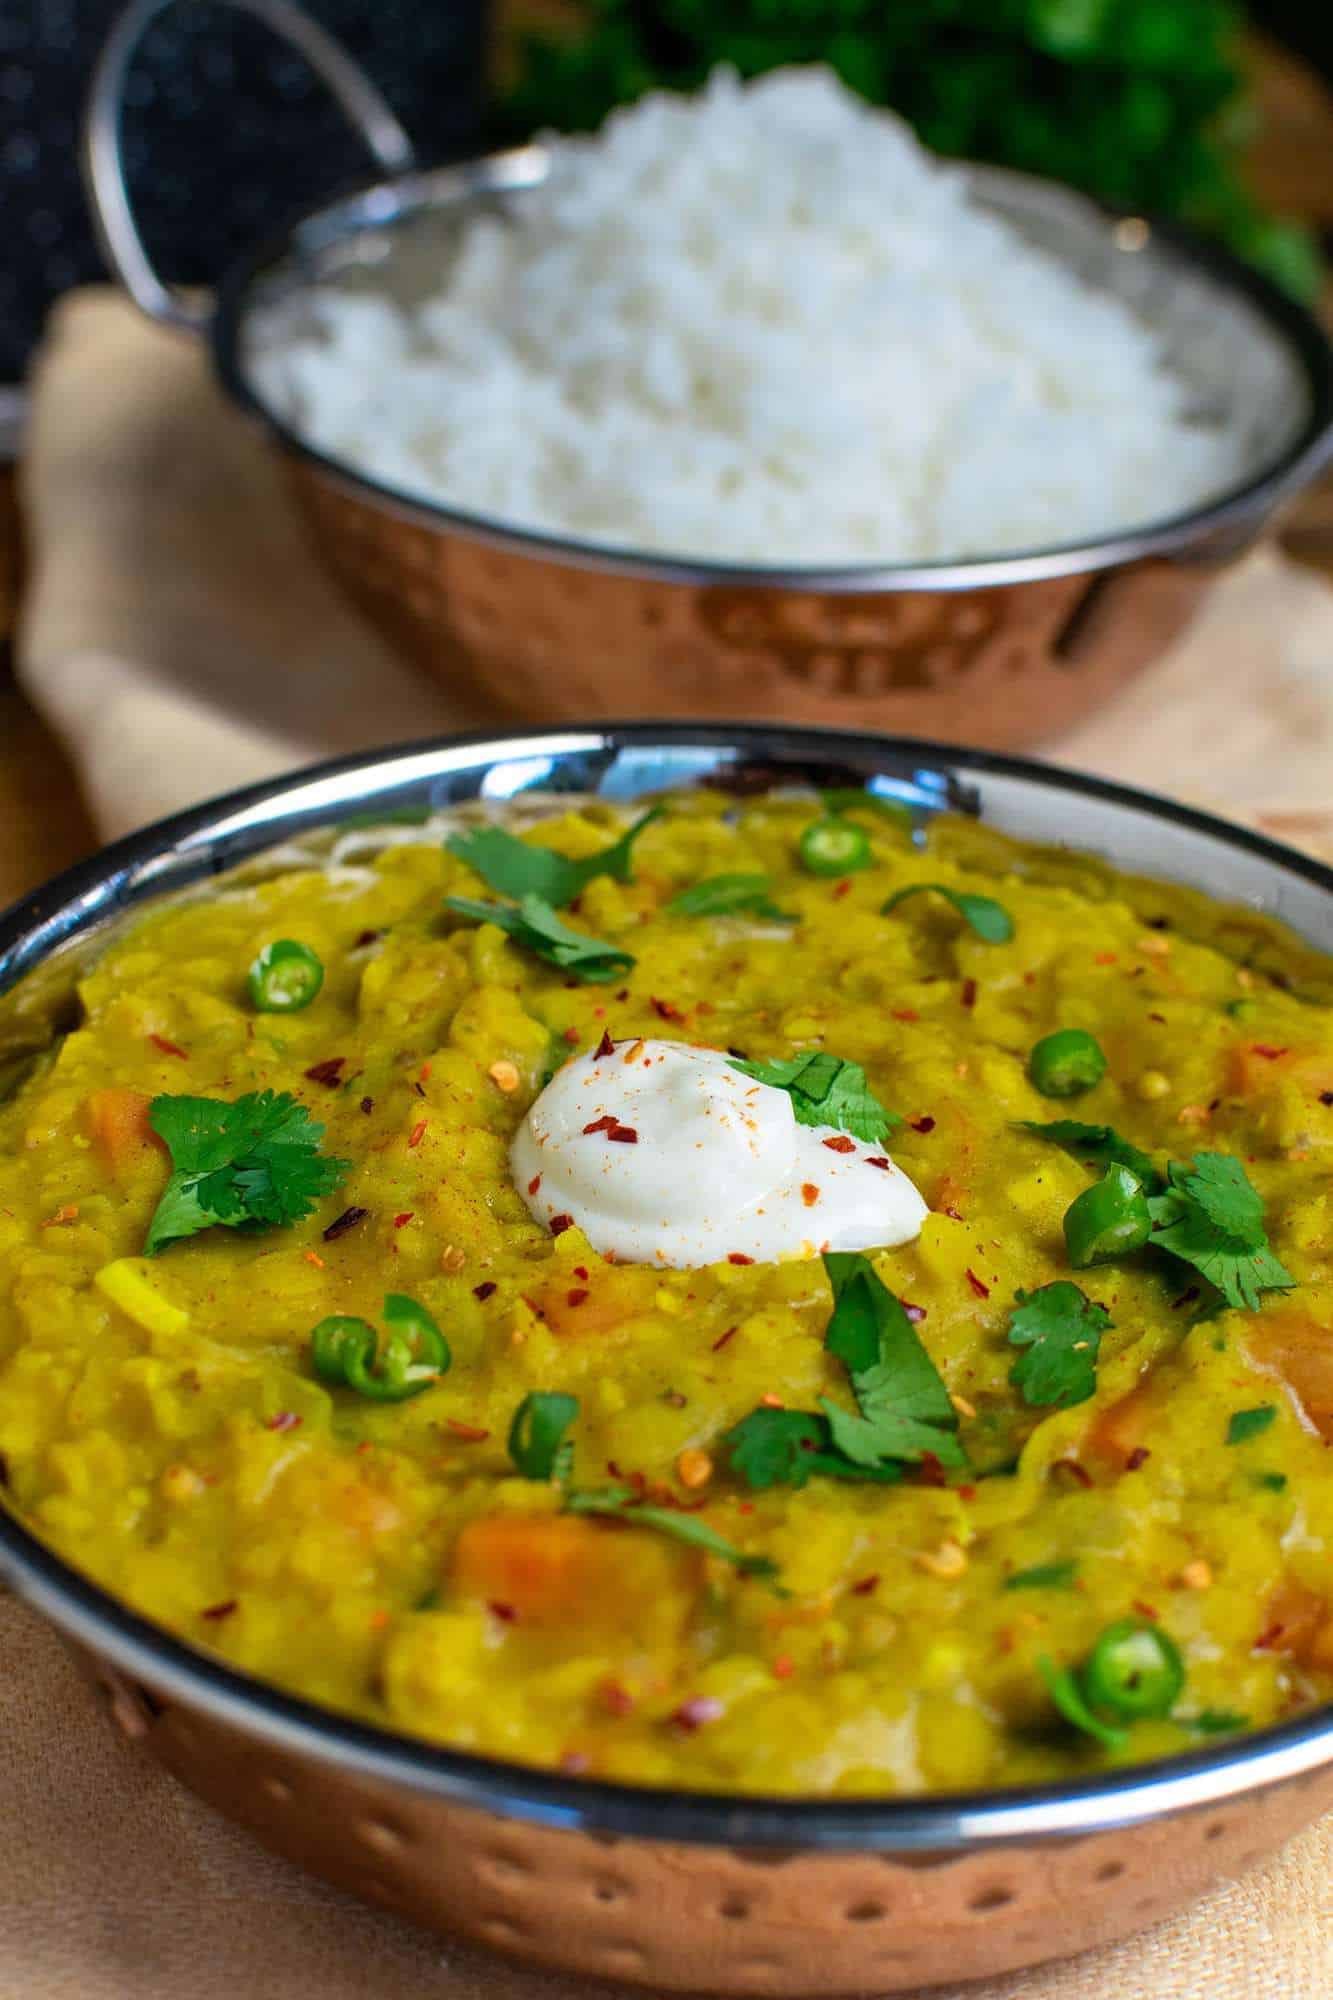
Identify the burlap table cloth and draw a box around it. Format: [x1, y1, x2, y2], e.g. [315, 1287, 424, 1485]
[6, 289, 1333, 1998]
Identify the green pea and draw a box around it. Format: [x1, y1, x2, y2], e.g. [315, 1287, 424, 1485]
[1029, 1028, 1107, 1097]
[1063, 1165, 1151, 1269]
[1082, 1619, 1185, 1720]
[248, 938, 325, 1013]
[799, 819, 871, 877]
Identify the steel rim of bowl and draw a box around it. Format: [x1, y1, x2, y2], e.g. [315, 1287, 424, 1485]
[213, 152, 1333, 591]
[2, 720, 1332, 1851]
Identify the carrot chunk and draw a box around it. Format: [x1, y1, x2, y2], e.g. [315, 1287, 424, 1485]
[451, 1513, 691, 1639]
[87, 1089, 164, 1175]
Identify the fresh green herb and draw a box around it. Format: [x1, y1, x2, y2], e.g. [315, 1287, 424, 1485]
[446, 806, 663, 908]
[723, 1407, 903, 1490]
[508, 1390, 580, 1481]
[728, 1051, 900, 1144]
[1003, 1560, 1079, 1592]
[820, 1251, 965, 1468]
[1016, 1119, 1164, 1194]
[1038, 1655, 1128, 1751]
[247, 939, 325, 1013]
[1007, 1282, 1110, 1410]
[565, 1484, 780, 1580]
[1028, 1028, 1107, 1099]
[1255, 1470, 1288, 1492]
[1063, 1165, 1152, 1270]
[1226, 1404, 1277, 1446]
[799, 818, 871, 877]
[1191, 1709, 1250, 1735]
[309, 1294, 450, 1402]
[820, 789, 912, 829]
[444, 894, 634, 984]
[1082, 1620, 1185, 1720]
[144, 1092, 351, 1256]
[665, 873, 796, 922]
[1147, 1154, 1294, 1312]
[881, 883, 1014, 942]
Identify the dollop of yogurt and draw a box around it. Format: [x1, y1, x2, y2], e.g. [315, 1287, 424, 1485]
[510, 1039, 928, 1268]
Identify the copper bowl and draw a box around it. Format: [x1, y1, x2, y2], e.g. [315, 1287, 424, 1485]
[3, 722, 1333, 1994]
[86, 0, 1333, 752]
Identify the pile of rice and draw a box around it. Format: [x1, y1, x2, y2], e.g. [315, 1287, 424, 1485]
[247, 66, 1251, 566]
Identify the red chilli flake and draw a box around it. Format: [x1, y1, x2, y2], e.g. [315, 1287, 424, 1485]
[670, 1696, 723, 1732]
[266, 1411, 302, 1432]
[1255, 1622, 1286, 1653]
[712, 1325, 739, 1352]
[600, 1679, 636, 1717]
[549, 1214, 574, 1237]
[393, 1212, 414, 1230]
[528, 1175, 542, 1196]
[562, 1026, 581, 1044]
[594, 1029, 616, 1059]
[801, 1183, 820, 1207]
[303, 1057, 346, 1087]
[201, 1600, 238, 1622]
[583, 1114, 618, 1135]
[851, 1573, 880, 1596]
[447, 1419, 490, 1443]
[965, 1267, 990, 1299]
[1053, 1458, 1094, 1489]
[865, 1155, 890, 1171]
[1250, 1044, 1290, 1061]
[891, 1008, 919, 1022]
[822, 1135, 856, 1154]
[1132, 1601, 1159, 1623]
[354, 929, 383, 949]
[960, 978, 978, 1011]
[150, 1033, 188, 1059]
[909, 1115, 936, 1134]
[1320, 1091, 1333, 1108]
[473, 1281, 497, 1302]
[832, 878, 852, 900]
[652, 996, 686, 1023]
[408, 1119, 428, 1149]
[359, 1096, 374, 1115]
[772, 1654, 795, 1680]
[607, 1123, 638, 1144]
[567, 1288, 590, 1309]
[488, 1600, 518, 1624]
[727, 1252, 755, 1266]
[1094, 951, 1118, 966]
[574, 1265, 589, 1281]
[323, 1205, 370, 1243]
[915, 1453, 947, 1488]
[1125, 1447, 1151, 1472]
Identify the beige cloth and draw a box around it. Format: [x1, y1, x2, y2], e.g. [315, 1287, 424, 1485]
[9, 288, 1333, 1999]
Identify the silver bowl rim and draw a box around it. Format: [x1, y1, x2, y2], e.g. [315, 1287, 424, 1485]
[2, 720, 1332, 1852]
[213, 148, 1333, 591]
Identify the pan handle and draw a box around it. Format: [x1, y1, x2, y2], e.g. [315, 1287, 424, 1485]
[83, 0, 417, 333]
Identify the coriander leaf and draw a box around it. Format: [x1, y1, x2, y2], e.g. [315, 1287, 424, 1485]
[729, 1051, 900, 1143]
[1226, 1404, 1277, 1445]
[508, 1390, 580, 1481]
[881, 883, 1014, 942]
[723, 1407, 902, 1489]
[1003, 1560, 1079, 1591]
[1148, 1154, 1293, 1311]
[444, 893, 634, 984]
[665, 873, 796, 922]
[1191, 1710, 1250, 1734]
[566, 1484, 779, 1580]
[821, 1253, 965, 1467]
[1006, 1281, 1110, 1410]
[145, 1092, 351, 1256]
[1016, 1119, 1164, 1194]
[1255, 1470, 1288, 1492]
[447, 807, 663, 908]
[1038, 1655, 1128, 1751]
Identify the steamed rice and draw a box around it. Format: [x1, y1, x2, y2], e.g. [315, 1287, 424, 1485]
[247, 66, 1252, 567]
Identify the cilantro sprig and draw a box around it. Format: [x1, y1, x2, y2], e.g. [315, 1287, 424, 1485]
[728, 1051, 900, 1145]
[665, 873, 796, 922]
[725, 1253, 963, 1488]
[444, 893, 634, 984]
[144, 1092, 351, 1256]
[1147, 1155, 1294, 1312]
[1007, 1281, 1110, 1410]
[446, 807, 662, 908]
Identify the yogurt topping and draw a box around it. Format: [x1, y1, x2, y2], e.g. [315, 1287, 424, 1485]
[510, 1038, 928, 1268]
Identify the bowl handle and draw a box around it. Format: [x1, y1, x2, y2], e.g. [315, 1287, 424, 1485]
[82, 0, 417, 333]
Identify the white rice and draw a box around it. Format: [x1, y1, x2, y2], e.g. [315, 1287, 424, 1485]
[246, 65, 1251, 566]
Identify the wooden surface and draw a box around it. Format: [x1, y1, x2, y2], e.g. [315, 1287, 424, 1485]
[1, 38, 1330, 914]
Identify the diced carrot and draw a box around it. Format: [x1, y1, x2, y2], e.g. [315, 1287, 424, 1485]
[1245, 1313, 1333, 1444]
[1228, 1044, 1333, 1101]
[451, 1513, 692, 1640]
[534, 1266, 657, 1339]
[1086, 1384, 1154, 1466]
[1261, 1579, 1333, 1672]
[86, 1088, 164, 1176]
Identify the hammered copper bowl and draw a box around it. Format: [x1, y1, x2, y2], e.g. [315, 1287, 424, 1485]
[85, 0, 1333, 752]
[3, 723, 1333, 1994]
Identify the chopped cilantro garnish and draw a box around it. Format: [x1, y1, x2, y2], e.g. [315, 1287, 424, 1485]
[1226, 1403, 1277, 1445]
[446, 807, 663, 908]
[444, 894, 634, 984]
[1148, 1154, 1294, 1312]
[1191, 1709, 1250, 1734]
[1255, 1470, 1288, 1492]
[1003, 1560, 1079, 1592]
[728, 1051, 900, 1144]
[565, 1485, 779, 1580]
[1006, 1281, 1110, 1410]
[881, 883, 1014, 942]
[1038, 1655, 1128, 1751]
[665, 873, 796, 922]
[1016, 1119, 1163, 1193]
[144, 1092, 351, 1256]
[725, 1253, 962, 1488]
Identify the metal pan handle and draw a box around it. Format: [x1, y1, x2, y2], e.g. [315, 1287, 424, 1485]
[83, 0, 417, 333]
